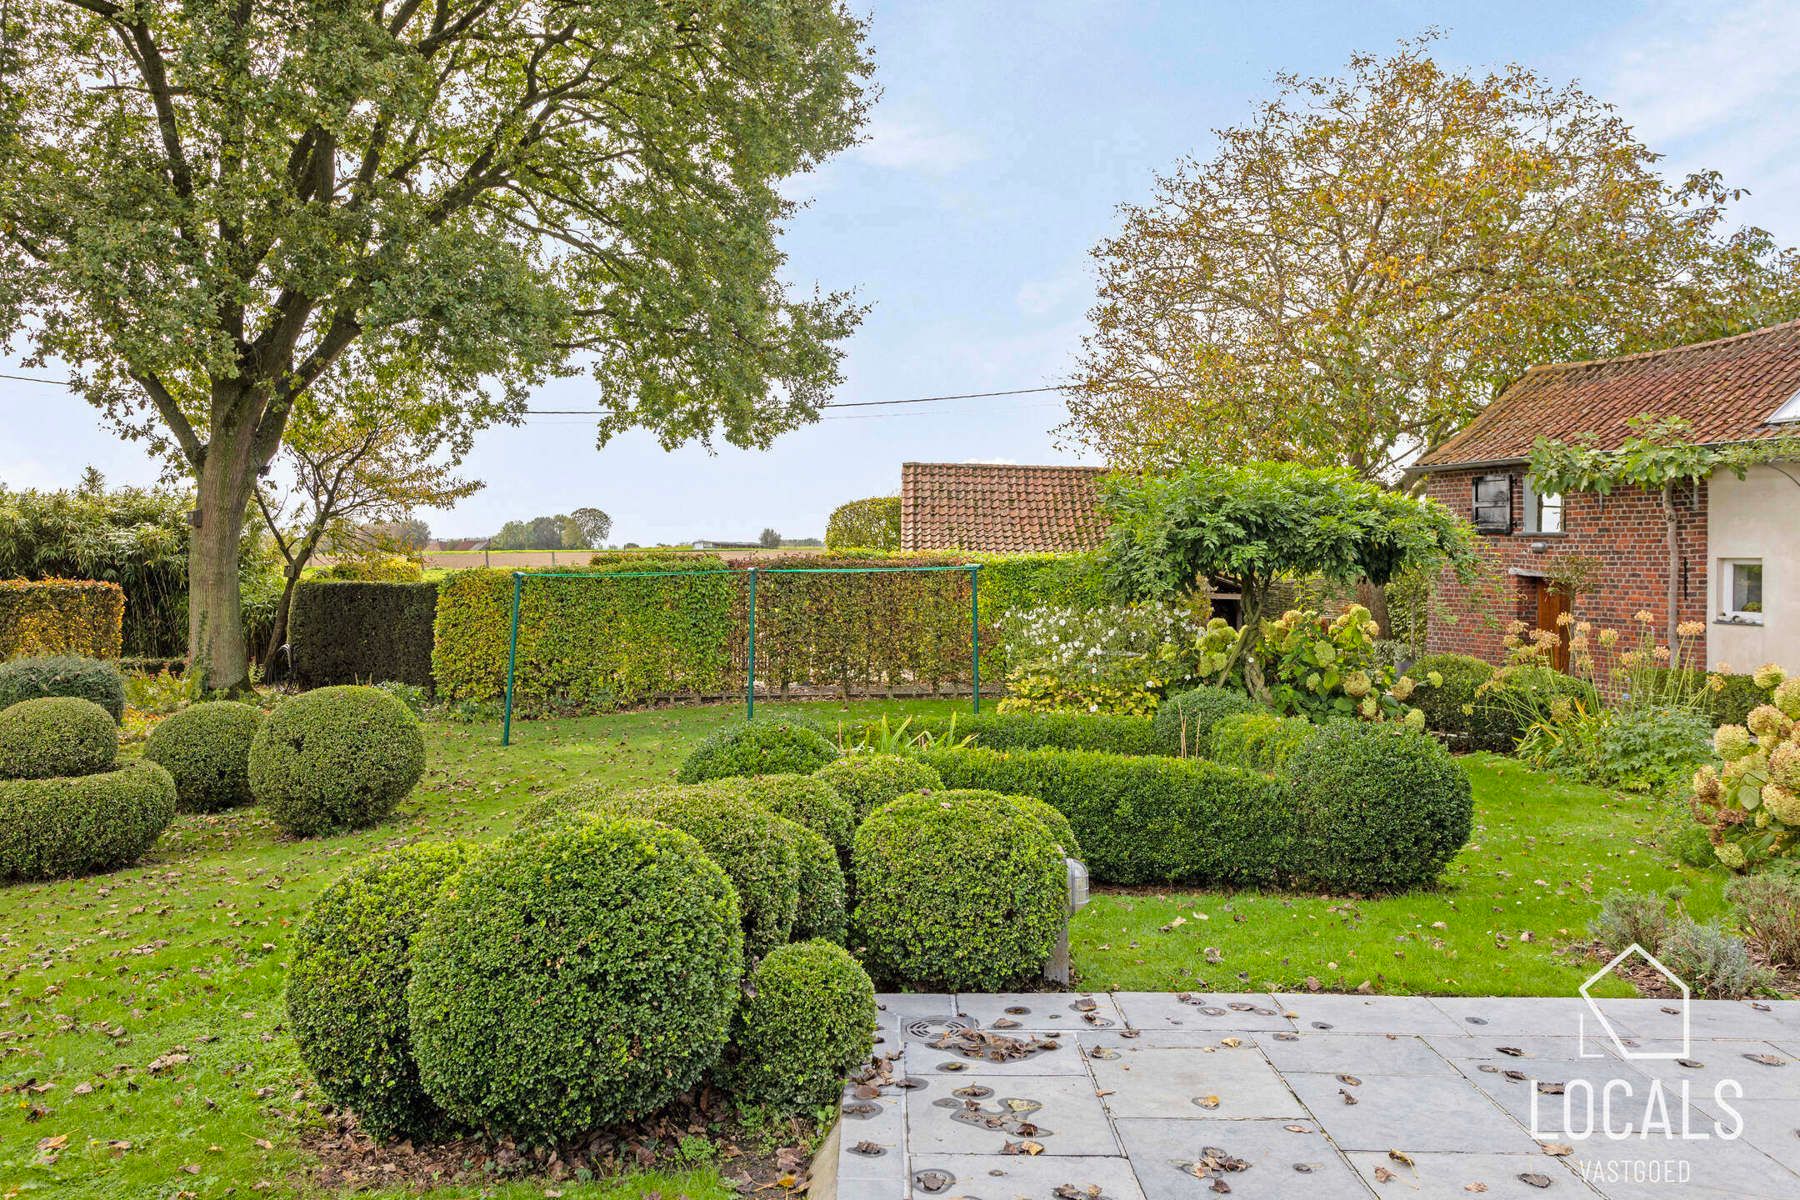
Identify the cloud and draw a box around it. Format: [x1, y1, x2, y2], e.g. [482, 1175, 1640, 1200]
[1016, 261, 1091, 318]
[855, 112, 983, 175]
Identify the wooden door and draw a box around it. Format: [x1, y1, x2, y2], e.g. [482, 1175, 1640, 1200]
[1535, 582, 1570, 671]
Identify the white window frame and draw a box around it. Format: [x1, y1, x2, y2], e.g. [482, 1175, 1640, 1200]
[1770, 386, 1800, 424]
[1720, 558, 1765, 624]
[1522, 476, 1564, 535]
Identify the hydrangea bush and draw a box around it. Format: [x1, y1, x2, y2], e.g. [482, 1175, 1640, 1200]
[1259, 605, 1424, 727]
[1692, 664, 1800, 869]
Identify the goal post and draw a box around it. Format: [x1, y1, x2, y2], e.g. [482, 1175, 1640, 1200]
[501, 562, 982, 745]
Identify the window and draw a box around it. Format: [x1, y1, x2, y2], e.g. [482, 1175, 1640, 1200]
[1471, 474, 1512, 534]
[1522, 476, 1564, 535]
[1771, 387, 1800, 424]
[1721, 559, 1764, 623]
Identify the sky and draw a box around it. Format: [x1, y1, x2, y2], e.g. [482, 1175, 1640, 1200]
[5, 0, 1799, 545]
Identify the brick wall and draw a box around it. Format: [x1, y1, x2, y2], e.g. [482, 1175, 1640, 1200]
[1421, 466, 1709, 664]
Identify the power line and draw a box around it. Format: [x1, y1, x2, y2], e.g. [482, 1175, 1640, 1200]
[522, 384, 1065, 416]
[0, 371, 70, 385]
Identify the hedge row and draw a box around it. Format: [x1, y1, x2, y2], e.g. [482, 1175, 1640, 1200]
[850, 709, 1162, 756]
[291, 580, 439, 688]
[431, 551, 1108, 715]
[0, 578, 124, 660]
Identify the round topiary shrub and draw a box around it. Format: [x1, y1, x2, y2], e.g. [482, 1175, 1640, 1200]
[531, 780, 801, 959]
[0, 655, 127, 723]
[144, 700, 265, 812]
[720, 939, 875, 1109]
[677, 718, 841, 784]
[1152, 685, 1261, 756]
[1208, 711, 1313, 773]
[852, 789, 1066, 990]
[287, 842, 476, 1140]
[731, 773, 855, 857]
[0, 697, 117, 780]
[249, 686, 426, 836]
[814, 753, 943, 823]
[407, 815, 744, 1140]
[790, 822, 847, 944]
[996, 792, 1081, 860]
[0, 760, 176, 882]
[1285, 721, 1474, 893]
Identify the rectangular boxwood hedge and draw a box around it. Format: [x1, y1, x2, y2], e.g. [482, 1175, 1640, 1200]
[291, 580, 439, 688]
[853, 710, 1163, 756]
[0, 578, 124, 660]
[920, 744, 1291, 887]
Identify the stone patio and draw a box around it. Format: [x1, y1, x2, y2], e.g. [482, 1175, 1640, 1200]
[828, 993, 1800, 1200]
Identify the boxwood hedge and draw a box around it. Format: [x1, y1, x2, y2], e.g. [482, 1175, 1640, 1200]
[249, 686, 426, 836]
[0, 760, 176, 882]
[1208, 711, 1313, 773]
[144, 700, 264, 812]
[677, 718, 841, 784]
[287, 842, 476, 1140]
[0, 696, 117, 780]
[789, 823, 848, 945]
[726, 773, 855, 857]
[719, 940, 875, 1109]
[1151, 685, 1262, 756]
[0, 655, 127, 722]
[813, 753, 943, 823]
[406, 816, 743, 1140]
[848, 710, 1163, 757]
[852, 789, 1066, 990]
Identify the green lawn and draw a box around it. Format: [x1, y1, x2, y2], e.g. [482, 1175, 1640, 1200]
[1070, 754, 1731, 996]
[0, 702, 1733, 1197]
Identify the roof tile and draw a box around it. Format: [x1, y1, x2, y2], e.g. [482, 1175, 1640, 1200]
[900, 462, 1108, 553]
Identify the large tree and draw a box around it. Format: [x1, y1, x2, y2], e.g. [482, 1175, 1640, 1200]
[0, 0, 871, 687]
[1063, 35, 1800, 481]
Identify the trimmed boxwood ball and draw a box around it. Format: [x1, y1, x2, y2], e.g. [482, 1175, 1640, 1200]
[0, 697, 117, 780]
[999, 792, 1082, 860]
[1285, 721, 1474, 893]
[407, 816, 744, 1140]
[790, 823, 848, 944]
[814, 753, 942, 823]
[677, 718, 841, 784]
[852, 789, 1066, 991]
[720, 940, 875, 1109]
[249, 686, 426, 836]
[144, 701, 264, 812]
[0, 655, 127, 722]
[1152, 685, 1261, 755]
[730, 773, 855, 857]
[530, 780, 801, 959]
[287, 842, 476, 1140]
[0, 760, 176, 882]
[1209, 711, 1313, 773]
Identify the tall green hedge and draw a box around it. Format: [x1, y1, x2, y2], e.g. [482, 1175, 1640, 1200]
[291, 580, 439, 688]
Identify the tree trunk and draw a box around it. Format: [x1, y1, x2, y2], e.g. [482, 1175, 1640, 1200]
[261, 567, 302, 677]
[189, 427, 260, 692]
[1661, 483, 1681, 666]
[1356, 578, 1391, 637]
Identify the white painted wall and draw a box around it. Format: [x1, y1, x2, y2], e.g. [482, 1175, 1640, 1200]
[1706, 464, 1800, 672]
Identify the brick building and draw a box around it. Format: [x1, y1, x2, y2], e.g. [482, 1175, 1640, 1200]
[1409, 320, 1800, 671]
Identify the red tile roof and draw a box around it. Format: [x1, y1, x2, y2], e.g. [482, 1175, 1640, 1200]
[1413, 319, 1800, 471]
[901, 462, 1109, 553]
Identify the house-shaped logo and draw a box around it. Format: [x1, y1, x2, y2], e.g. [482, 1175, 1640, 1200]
[1579, 943, 1689, 1061]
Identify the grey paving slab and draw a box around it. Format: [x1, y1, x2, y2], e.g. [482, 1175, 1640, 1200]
[904, 1072, 1121, 1157]
[1110, 992, 1293, 1032]
[1344, 1150, 1594, 1198]
[1622, 1038, 1795, 1099]
[1732, 1097, 1800, 1173]
[902, 1032, 1089, 1078]
[1274, 993, 1471, 1037]
[1429, 996, 1646, 1039]
[1086, 1041, 1307, 1121]
[905, 1153, 1148, 1200]
[1285, 1069, 1544, 1153]
[1256, 1031, 1459, 1077]
[952, 992, 1125, 1032]
[1114, 1117, 1369, 1200]
[1561, 1137, 1800, 1199]
[1424, 1034, 1629, 1064]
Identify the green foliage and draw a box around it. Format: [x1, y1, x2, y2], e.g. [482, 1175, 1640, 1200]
[1098, 462, 1476, 685]
[1284, 722, 1473, 893]
[0, 578, 124, 660]
[847, 711, 1163, 758]
[1590, 890, 1677, 954]
[813, 754, 944, 824]
[529, 780, 802, 960]
[287, 842, 476, 1140]
[0, 654, 126, 722]
[726, 774, 855, 858]
[248, 686, 426, 837]
[0, 697, 117, 780]
[314, 556, 426, 583]
[1691, 666, 1800, 869]
[291, 580, 440, 688]
[0, 760, 176, 882]
[678, 719, 841, 785]
[1531, 415, 1800, 501]
[1151, 685, 1262, 756]
[408, 816, 743, 1139]
[824, 497, 901, 550]
[995, 602, 1219, 716]
[1208, 711, 1312, 773]
[789, 824, 848, 945]
[123, 666, 203, 715]
[1728, 870, 1800, 967]
[720, 941, 875, 1110]
[852, 790, 1067, 990]
[921, 745, 1293, 887]
[1259, 605, 1423, 724]
[999, 793, 1082, 860]
[143, 701, 265, 812]
[1409, 653, 1515, 748]
[1542, 705, 1714, 794]
[1657, 917, 1766, 999]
